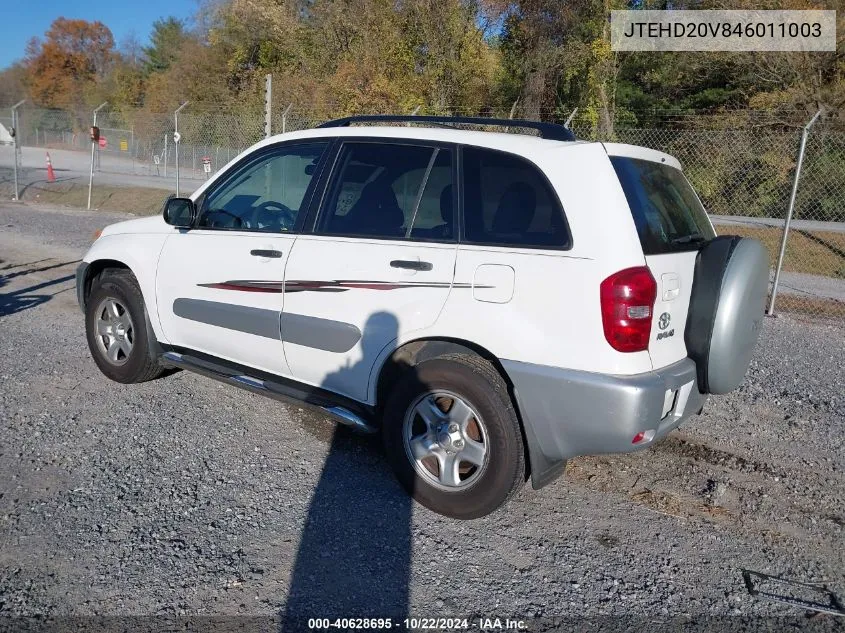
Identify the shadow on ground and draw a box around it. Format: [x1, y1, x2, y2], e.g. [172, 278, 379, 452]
[280, 312, 418, 630]
[0, 259, 78, 317]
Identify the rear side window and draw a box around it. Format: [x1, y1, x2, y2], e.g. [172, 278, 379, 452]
[318, 142, 454, 241]
[610, 156, 715, 255]
[461, 147, 570, 248]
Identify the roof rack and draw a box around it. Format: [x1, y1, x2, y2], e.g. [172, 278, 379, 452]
[316, 114, 577, 142]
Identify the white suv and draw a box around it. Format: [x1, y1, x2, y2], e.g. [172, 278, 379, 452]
[76, 115, 769, 519]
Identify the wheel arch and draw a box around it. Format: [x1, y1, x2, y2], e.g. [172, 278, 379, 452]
[79, 259, 131, 310]
[80, 258, 165, 359]
[372, 336, 536, 482]
[373, 337, 508, 409]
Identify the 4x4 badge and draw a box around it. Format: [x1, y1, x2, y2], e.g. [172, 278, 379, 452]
[658, 312, 671, 330]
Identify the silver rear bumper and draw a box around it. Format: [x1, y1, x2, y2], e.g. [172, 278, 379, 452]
[502, 357, 707, 489]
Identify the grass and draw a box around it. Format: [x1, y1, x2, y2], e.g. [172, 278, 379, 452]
[768, 293, 845, 322]
[4, 181, 170, 216]
[715, 223, 845, 319]
[714, 223, 845, 279]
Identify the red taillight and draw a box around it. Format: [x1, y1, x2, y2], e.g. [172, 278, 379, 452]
[600, 266, 657, 353]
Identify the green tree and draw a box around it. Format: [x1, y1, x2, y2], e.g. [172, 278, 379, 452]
[399, 0, 499, 113]
[143, 17, 189, 75]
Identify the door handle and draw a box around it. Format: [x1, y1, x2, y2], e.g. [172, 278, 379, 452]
[250, 249, 282, 258]
[390, 260, 432, 271]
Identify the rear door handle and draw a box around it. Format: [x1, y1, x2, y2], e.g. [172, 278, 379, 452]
[390, 260, 432, 271]
[250, 249, 282, 258]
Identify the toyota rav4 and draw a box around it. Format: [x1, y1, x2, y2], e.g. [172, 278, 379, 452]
[77, 115, 769, 519]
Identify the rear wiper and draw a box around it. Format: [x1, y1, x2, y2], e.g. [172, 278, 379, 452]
[670, 233, 706, 245]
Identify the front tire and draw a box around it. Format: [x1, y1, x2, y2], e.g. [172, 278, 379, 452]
[85, 269, 164, 384]
[383, 354, 525, 519]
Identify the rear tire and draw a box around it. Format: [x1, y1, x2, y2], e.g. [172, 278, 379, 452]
[383, 354, 525, 519]
[85, 269, 165, 384]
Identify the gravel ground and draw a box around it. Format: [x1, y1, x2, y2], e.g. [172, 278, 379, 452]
[0, 202, 843, 631]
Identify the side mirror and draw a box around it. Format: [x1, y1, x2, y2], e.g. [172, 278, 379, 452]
[163, 197, 196, 228]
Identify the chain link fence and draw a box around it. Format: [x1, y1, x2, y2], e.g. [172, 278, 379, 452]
[10, 107, 267, 182]
[6, 104, 844, 321]
[569, 122, 845, 321]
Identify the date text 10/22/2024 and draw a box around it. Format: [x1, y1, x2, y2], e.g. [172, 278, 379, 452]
[307, 617, 528, 630]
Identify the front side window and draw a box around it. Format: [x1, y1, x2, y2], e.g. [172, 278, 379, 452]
[462, 147, 570, 248]
[319, 142, 455, 240]
[198, 142, 328, 232]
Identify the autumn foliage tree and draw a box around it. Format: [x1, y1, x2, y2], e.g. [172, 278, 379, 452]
[24, 18, 115, 111]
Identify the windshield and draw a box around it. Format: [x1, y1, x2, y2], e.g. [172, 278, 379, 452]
[610, 156, 715, 255]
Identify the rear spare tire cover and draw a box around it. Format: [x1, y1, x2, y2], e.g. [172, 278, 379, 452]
[685, 236, 769, 395]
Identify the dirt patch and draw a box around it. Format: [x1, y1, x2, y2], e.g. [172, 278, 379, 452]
[564, 424, 843, 552]
[652, 435, 784, 478]
[1, 180, 169, 215]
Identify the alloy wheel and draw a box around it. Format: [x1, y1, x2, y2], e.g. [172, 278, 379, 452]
[402, 390, 489, 491]
[94, 298, 135, 366]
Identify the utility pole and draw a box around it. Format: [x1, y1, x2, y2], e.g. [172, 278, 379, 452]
[11, 99, 25, 201]
[87, 102, 108, 210]
[174, 101, 189, 197]
[264, 74, 272, 138]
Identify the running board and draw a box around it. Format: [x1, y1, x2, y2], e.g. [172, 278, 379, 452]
[160, 351, 378, 434]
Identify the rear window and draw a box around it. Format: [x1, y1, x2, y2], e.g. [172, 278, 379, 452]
[610, 156, 715, 255]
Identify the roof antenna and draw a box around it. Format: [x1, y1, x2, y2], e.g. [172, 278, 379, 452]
[564, 107, 578, 129]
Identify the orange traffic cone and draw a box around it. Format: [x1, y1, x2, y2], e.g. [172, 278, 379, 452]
[46, 152, 56, 183]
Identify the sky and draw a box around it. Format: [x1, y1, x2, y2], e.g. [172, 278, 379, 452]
[0, 0, 198, 69]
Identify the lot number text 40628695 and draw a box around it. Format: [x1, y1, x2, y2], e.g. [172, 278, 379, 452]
[307, 617, 528, 630]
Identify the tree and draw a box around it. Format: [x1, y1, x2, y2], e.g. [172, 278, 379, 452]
[0, 63, 27, 102]
[143, 17, 189, 75]
[143, 38, 234, 112]
[399, 0, 499, 113]
[11, 0, 843, 133]
[491, 0, 610, 129]
[119, 31, 144, 69]
[24, 18, 115, 110]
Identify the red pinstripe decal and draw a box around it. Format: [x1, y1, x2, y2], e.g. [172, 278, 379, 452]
[198, 280, 486, 293]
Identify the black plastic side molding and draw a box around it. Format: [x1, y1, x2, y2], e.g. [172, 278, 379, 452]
[685, 236, 741, 393]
